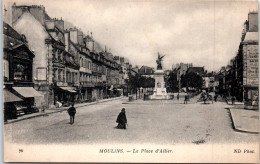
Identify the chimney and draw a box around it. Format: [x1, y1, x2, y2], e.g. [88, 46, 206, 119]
[64, 30, 70, 52]
[244, 20, 249, 32]
[248, 12, 258, 32]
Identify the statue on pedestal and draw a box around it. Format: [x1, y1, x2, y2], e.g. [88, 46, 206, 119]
[156, 53, 165, 70]
[149, 52, 169, 99]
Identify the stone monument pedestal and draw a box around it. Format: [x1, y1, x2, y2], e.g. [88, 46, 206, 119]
[149, 70, 170, 100]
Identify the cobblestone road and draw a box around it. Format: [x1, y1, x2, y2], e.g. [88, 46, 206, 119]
[4, 96, 259, 145]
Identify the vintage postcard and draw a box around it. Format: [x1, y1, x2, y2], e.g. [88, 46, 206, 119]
[2, 0, 259, 163]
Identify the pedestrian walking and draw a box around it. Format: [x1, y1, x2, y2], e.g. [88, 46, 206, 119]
[177, 93, 179, 100]
[202, 93, 207, 104]
[184, 95, 189, 104]
[223, 95, 228, 104]
[67, 104, 76, 124]
[231, 96, 235, 105]
[116, 108, 127, 129]
[214, 94, 218, 102]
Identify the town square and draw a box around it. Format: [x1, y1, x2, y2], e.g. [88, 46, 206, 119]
[2, 0, 259, 163]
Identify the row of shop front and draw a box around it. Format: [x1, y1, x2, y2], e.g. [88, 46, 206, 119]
[4, 85, 43, 122]
[4, 83, 124, 122]
[53, 82, 124, 107]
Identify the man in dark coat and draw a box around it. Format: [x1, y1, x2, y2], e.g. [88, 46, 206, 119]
[67, 104, 76, 124]
[116, 108, 127, 129]
[184, 94, 189, 104]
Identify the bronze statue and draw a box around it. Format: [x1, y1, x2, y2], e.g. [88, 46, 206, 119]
[156, 53, 165, 70]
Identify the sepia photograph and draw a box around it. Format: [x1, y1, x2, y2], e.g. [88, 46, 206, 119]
[2, 0, 259, 163]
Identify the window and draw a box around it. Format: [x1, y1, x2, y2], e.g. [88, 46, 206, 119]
[66, 71, 70, 83]
[58, 51, 62, 62]
[13, 62, 31, 81]
[53, 50, 58, 61]
[58, 69, 62, 81]
[72, 72, 74, 83]
[3, 59, 9, 80]
[53, 68, 58, 81]
[75, 73, 78, 83]
[80, 58, 82, 67]
[63, 70, 65, 81]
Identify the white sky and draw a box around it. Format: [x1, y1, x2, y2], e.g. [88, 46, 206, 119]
[3, 0, 258, 71]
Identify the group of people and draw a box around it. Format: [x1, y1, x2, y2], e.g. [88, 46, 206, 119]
[67, 105, 128, 129]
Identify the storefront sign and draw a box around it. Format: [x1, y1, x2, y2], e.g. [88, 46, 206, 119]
[37, 67, 47, 81]
[56, 82, 68, 86]
[243, 45, 259, 86]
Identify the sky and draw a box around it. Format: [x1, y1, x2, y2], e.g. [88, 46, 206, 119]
[3, 0, 258, 71]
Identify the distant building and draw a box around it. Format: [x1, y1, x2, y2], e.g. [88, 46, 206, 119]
[139, 66, 154, 78]
[186, 67, 205, 76]
[173, 63, 193, 91]
[202, 72, 219, 92]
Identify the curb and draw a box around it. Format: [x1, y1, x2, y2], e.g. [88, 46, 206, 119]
[4, 110, 64, 124]
[226, 108, 259, 134]
[4, 96, 125, 125]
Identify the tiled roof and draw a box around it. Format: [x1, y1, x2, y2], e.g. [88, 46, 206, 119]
[3, 22, 25, 50]
[3, 35, 23, 50]
[3, 22, 23, 41]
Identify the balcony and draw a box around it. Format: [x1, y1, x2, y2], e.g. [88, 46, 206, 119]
[79, 67, 92, 74]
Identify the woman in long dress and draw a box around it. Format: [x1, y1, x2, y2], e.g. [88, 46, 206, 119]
[116, 108, 127, 129]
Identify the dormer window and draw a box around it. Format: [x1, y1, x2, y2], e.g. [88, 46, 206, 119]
[21, 34, 27, 43]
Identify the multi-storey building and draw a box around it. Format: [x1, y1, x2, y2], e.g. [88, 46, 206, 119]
[12, 4, 79, 107]
[239, 12, 258, 108]
[173, 63, 193, 91]
[3, 22, 42, 120]
[11, 3, 130, 107]
[219, 11, 258, 108]
[139, 66, 154, 78]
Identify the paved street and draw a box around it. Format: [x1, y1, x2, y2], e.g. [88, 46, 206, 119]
[4, 96, 258, 145]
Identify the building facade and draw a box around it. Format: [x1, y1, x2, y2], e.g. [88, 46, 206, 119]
[10, 3, 130, 108]
[3, 22, 42, 120]
[241, 12, 259, 108]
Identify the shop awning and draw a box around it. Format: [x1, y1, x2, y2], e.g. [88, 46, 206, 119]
[13, 87, 42, 98]
[59, 87, 77, 93]
[3, 89, 23, 103]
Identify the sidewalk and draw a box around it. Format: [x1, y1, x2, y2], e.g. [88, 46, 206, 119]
[123, 93, 202, 104]
[4, 96, 125, 124]
[228, 103, 259, 134]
